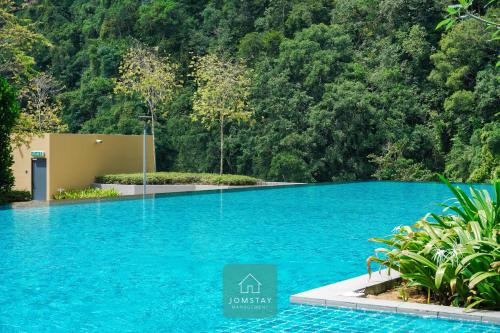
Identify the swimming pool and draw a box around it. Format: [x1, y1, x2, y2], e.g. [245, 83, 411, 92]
[0, 182, 497, 332]
[218, 305, 500, 332]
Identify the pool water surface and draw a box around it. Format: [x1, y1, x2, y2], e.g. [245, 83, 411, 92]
[0, 182, 496, 332]
[218, 305, 500, 332]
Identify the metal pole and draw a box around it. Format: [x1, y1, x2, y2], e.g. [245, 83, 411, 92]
[143, 121, 147, 195]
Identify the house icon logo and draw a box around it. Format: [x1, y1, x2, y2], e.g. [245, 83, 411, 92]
[223, 264, 277, 317]
[238, 273, 262, 294]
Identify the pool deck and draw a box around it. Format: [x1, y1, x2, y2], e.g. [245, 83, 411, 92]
[291, 270, 500, 324]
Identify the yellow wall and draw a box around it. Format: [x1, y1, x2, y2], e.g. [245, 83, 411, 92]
[12, 133, 154, 199]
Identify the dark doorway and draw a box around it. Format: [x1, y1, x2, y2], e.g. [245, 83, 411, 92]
[32, 158, 47, 200]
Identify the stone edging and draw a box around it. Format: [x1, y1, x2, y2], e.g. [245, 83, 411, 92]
[290, 269, 500, 324]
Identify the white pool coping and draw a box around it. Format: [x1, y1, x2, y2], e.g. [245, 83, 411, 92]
[290, 270, 500, 324]
[94, 181, 303, 196]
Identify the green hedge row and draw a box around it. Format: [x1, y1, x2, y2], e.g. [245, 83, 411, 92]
[53, 188, 119, 200]
[95, 172, 261, 186]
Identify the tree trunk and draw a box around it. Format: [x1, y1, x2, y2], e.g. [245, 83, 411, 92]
[150, 109, 157, 172]
[220, 116, 224, 175]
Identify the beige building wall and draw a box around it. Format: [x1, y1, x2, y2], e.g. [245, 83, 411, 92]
[12, 133, 154, 199]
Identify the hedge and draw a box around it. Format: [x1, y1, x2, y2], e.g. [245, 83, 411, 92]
[53, 188, 119, 200]
[95, 172, 261, 186]
[0, 190, 31, 205]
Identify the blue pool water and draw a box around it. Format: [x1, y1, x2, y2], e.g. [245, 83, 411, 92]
[219, 306, 500, 332]
[0, 182, 497, 332]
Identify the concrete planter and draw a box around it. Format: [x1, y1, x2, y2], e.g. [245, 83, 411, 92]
[291, 270, 500, 324]
[94, 182, 302, 196]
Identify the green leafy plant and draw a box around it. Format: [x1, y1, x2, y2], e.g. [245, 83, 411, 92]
[368, 176, 500, 310]
[53, 188, 119, 200]
[95, 172, 261, 186]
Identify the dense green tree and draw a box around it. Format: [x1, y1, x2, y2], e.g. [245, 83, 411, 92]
[0, 0, 50, 84]
[269, 152, 313, 182]
[11, 0, 500, 183]
[429, 20, 496, 91]
[0, 77, 19, 194]
[308, 80, 384, 180]
[60, 75, 115, 132]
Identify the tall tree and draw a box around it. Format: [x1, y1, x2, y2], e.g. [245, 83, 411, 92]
[191, 54, 253, 175]
[0, 76, 19, 194]
[114, 43, 180, 171]
[12, 72, 67, 148]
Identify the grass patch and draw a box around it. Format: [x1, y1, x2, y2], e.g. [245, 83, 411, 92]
[95, 172, 261, 186]
[54, 188, 119, 200]
[0, 190, 31, 204]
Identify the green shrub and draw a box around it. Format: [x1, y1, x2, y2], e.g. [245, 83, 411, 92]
[0, 190, 31, 205]
[368, 176, 500, 310]
[53, 188, 119, 200]
[95, 172, 261, 186]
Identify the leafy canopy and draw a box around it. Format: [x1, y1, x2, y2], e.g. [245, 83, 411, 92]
[0, 0, 50, 84]
[114, 43, 181, 116]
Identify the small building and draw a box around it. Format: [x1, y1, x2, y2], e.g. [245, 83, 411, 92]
[12, 133, 154, 200]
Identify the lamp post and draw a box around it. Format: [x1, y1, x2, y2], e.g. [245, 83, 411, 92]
[139, 115, 153, 195]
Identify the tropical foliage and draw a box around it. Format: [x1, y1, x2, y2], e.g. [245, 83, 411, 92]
[0, 0, 50, 84]
[368, 177, 500, 310]
[2, 1, 499, 182]
[438, 0, 500, 67]
[96, 172, 260, 186]
[0, 76, 19, 195]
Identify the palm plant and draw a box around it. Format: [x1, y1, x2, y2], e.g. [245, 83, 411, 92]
[368, 176, 500, 310]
